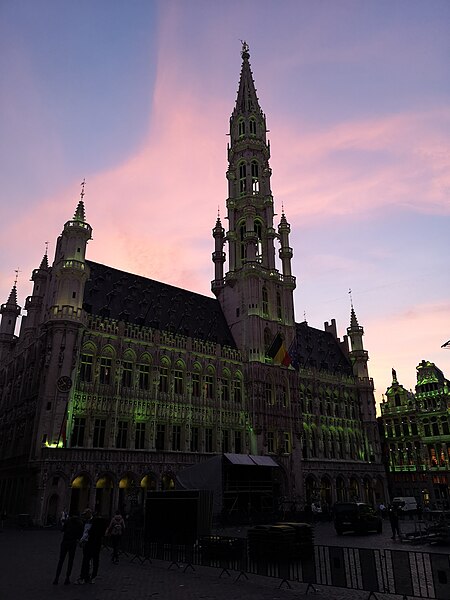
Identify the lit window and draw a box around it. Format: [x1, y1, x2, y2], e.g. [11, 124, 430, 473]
[251, 161, 259, 194]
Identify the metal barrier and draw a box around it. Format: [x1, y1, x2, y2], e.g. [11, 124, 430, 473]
[119, 530, 450, 600]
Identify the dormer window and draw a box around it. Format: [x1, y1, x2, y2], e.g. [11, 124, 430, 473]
[238, 119, 245, 137]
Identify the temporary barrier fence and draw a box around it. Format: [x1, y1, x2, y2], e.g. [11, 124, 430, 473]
[118, 529, 450, 600]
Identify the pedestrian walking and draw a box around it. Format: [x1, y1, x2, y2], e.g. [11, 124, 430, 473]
[106, 510, 126, 564]
[388, 504, 401, 539]
[52, 512, 84, 585]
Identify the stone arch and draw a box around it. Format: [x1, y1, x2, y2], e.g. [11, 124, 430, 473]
[70, 472, 91, 515]
[305, 474, 319, 504]
[95, 473, 114, 517]
[320, 475, 332, 507]
[349, 476, 360, 501]
[336, 475, 346, 502]
[46, 493, 59, 526]
[161, 472, 175, 491]
[118, 472, 139, 514]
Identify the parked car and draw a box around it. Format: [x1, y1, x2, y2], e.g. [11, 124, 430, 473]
[333, 502, 382, 535]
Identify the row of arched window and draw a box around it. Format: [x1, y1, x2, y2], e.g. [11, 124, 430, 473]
[238, 160, 260, 195]
[237, 116, 258, 137]
[78, 345, 243, 401]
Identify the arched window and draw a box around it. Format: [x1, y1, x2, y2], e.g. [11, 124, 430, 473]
[159, 357, 170, 393]
[238, 118, 245, 137]
[251, 160, 259, 194]
[173, 360, 185, 395]
[233, 372, 242, 403]
[138, 353, 151, 390]
[249, 117, 257, 135]
[205, 365, 215, 399]
[262, 287, 268, 316]
[192, 363, 201, 397]
[122, 349, 135, 388]
[276, 291, 282, 320]
[99, 346, 115, 385]
[221, 369, 231, 402]
[254, 219, 262, 261]
[80, 343, 96, 382]
[239, 222, 246, 261]
[239, 162, 247, 194]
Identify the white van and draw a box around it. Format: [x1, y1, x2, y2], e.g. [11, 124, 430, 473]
[392, 497, 418, 513]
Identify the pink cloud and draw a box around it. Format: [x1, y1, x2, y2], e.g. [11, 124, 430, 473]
[270, 108, 450, 222]
[366, 300, 450, 408]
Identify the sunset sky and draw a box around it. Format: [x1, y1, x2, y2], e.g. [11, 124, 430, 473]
[1, 0, 449, 409]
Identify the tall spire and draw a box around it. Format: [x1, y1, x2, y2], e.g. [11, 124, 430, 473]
[213, 44, 296, 358]
[233, 41, 263, 119]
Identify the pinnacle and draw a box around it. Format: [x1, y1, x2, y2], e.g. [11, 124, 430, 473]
[73, 200, 86, 222]
[6, 285, 18, 307]
[39, 254, 49, 270]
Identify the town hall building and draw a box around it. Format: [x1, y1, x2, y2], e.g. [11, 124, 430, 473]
[0, 45, 386, 525]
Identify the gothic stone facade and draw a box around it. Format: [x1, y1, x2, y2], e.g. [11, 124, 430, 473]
[379, 361, 450, 508]
[0, 48, 386, 525]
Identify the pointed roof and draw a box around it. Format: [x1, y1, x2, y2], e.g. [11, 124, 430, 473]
[39, 253, 49, 270]
[350, 306, 359, 328]
[232, 42, 263, 118]
[73, 200, 86, 222]
[6, 285, 18, 307]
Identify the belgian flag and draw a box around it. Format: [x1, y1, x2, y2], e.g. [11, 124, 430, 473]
[266, 333, 292, 367]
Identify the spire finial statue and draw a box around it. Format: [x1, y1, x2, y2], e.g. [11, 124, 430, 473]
[392, 367, 398, 383]
[14, 268, 21, 287]
[80, 178, 86, 200]
[45, 241, 49, 256]
[349, 287, 353, 309]
[240, 39, 249, 59]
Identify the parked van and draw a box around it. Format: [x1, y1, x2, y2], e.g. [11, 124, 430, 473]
[392, 497, 417, 513]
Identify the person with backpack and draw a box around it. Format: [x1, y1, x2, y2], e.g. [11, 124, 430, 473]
[106, 510, 125, 564]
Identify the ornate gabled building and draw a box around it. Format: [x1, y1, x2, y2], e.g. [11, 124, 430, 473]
[0, 45, 386, 525]
[379, 361, 450, 508]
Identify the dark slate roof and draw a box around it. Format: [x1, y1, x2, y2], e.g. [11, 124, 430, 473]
[83, 261, 236, 348]
[293, 321, 353, 376]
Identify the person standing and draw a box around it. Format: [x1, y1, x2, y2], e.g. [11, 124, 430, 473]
[86, 512, 108, 583]
[75, 508, 93, 584]
[388, 504, 401, 540]
[106, 510, 126, 564]
[53, 512, 84, 585]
